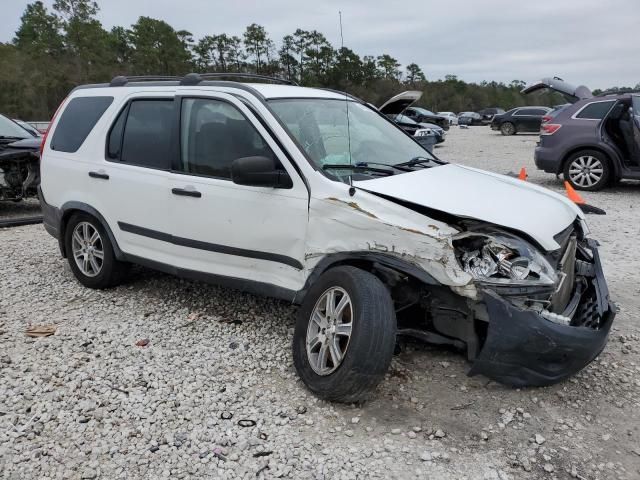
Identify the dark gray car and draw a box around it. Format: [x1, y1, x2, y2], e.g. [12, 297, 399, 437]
[523, 78, 640, 191]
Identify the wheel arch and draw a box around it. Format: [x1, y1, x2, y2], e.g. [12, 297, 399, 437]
[59, 202, 124, 260]
[294, 252, 441, 304]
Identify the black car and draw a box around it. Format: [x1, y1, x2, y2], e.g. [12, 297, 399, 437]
[378, 91, 440, 151]
[478, 107, 505, 124]
[490, 106, 551, 135]
[458, 112, 484, 126]
[0, 114, 41, 201]
[403, 106, 449, 130]
[523, 77, 640, 191]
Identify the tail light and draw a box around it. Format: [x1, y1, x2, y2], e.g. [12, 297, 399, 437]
[541, 115, 552, 124]
[40, 97, 67, 157]
[541, 123, 561, 135]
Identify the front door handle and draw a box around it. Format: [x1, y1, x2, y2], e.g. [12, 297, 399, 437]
[171, 187, 202, 198]
[88, 170, 109, 180]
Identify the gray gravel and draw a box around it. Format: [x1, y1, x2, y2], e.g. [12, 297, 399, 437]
[1, 127, 639, 479]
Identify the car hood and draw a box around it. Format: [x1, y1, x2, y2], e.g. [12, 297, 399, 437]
[379, 91, 422, 115]
[6, 137, 40, 149]
[355, 164, 583, 251]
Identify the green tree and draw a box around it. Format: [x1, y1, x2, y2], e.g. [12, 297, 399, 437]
[129, 16, 191, 75]
[243, 23, 270, 73]
[405, 63, 425, 84]
[377, 54, 400, 80]
[279, 35, 298, 81]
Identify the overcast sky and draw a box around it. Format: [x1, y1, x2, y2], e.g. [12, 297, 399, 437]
[3, 0, 638, 89]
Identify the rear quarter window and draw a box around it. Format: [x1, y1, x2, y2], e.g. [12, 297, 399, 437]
[50, 96, 113, 152]
[575, 101, 616, 120]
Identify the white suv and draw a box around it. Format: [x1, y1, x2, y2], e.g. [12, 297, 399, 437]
[39, 74, 615, 402]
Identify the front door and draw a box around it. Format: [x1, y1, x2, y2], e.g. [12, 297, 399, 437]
[167, 92, 309, 293]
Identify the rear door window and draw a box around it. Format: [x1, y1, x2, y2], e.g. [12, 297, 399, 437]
[107, 99, 174, 169]
[50, 96, 113, 152]
[575, 101, 616, 120]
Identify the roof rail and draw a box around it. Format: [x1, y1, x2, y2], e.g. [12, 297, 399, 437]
[109, 75, 181, 87]
[180, 72, 298, 86]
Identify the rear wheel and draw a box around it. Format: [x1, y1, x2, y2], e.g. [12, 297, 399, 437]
[64, 212, 128, 288]
[500, 122, 516, 135]
[293, 266, 396, 403]
[563, 150, 610, 191]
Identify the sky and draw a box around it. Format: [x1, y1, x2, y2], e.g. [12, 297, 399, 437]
[3, 0, 639, 90]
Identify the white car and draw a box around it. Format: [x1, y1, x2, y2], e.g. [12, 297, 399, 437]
[438, 112, 458, 125]
[39, 74, 615, 402]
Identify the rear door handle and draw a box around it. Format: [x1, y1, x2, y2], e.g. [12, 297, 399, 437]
[171, 187, 202, 198]
[88, 170, 109, 180]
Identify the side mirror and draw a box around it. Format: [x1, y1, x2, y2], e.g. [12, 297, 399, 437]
[231, 156, 293, 189]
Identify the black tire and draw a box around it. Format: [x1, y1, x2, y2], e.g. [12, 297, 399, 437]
[500, 122, 516, 136]
[64, 212, 128, 289]
[563, 149, 610, 192]
[293, 266, 396, 403]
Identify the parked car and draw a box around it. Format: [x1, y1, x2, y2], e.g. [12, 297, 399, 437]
[12, 119, 42, 137]
[478, 107, 505, 124]
[0, 113, 41, 201]
[458, 111, 483, 126]
[523, 77, 640, 191]
[490, 106, 551, 135]
[39, 73, 615, 402]
[403, 106, 450, 130]
[29, 121, 51, 134]
[437, 111, 458, 125]
[378, 91, 442, 150]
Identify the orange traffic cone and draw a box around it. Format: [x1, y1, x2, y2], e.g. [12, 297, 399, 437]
[564, 181, 585, 205]
[518, 167, 527, 181]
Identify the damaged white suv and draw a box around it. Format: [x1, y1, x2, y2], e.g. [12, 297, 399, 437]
[39, 74, 615, 402]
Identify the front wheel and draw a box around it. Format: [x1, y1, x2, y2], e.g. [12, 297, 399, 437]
[293, 266, 396, 403]
[500, 122, 516, 135]
[563, 150, 610, 191]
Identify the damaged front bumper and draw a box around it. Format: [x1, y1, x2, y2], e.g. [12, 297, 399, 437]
[468, 239, 615, 387]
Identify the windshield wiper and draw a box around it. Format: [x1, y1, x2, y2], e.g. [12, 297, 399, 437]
[354, 161, 414, 172]
[322, 163, 395, 176]
[395, 156, 445, 168]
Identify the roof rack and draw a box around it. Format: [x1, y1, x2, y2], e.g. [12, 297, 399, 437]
[180, 72, 298, 86]
[109, 75, 181, 87]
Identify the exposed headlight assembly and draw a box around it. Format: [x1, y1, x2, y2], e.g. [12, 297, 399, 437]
[454, 230, 557, 288]
[414, 128, 433, 137]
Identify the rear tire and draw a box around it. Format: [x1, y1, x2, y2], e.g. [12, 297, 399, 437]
[500, 122, 516, 136]
[563, 150, 610, 191]
[64, 212, 129, 289]
[292, 266, 396, 403]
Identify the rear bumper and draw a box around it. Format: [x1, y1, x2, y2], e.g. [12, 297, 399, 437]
[468, 239, 615, 387]
[38, 185, 62, 240]
[534, 146, 562, 173]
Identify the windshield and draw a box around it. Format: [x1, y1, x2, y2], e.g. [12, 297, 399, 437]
[0, 115, 31, 139]
[269, 99, 434, 171]
[13, 120, 39, 137]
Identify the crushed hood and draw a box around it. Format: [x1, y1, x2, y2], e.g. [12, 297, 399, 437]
[355, 164, 583, 251]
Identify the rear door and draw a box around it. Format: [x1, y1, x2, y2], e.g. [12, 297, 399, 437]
[512, 108, 541, 131]
[167, 91, 309, 293]
[100, 92, 177, 263]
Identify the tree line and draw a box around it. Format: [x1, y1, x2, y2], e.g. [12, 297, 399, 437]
[1, 0, 634, 120]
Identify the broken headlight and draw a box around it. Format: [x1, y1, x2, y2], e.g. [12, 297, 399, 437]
[454, 231, 557, 288]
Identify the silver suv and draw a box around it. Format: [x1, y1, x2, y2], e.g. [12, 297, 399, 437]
[524, 77, 640, 191]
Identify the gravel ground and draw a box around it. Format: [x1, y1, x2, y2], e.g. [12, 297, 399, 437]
[1, 127, 639, 479]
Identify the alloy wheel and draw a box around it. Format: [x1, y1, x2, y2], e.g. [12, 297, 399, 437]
[306, 287, 353, 376]
[71, 221, 104, 277]
[568, 156, 604, 188]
